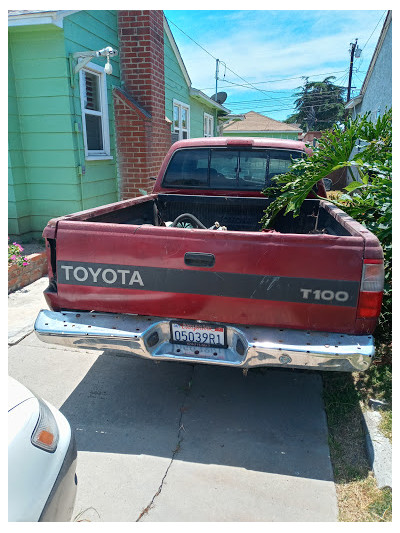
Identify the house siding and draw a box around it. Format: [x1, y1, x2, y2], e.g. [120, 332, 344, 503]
[353, 19, 392, 121]
[346, 14, 391, 186]
[164, 28, 188, 122]
[9, 11, 227, 239]
[164, 29, 218, 138]
[62, 10, 120, 207]
[8, 44, 30, 236]
[8, 10, 119, 240]
[8, 25, 72, 239]
[191, 98, 219, 138]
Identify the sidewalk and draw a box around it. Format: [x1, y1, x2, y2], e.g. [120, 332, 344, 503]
[8, 276, 49, 345]
[8, 275, 390, 514]
[8, 276, 339, 521]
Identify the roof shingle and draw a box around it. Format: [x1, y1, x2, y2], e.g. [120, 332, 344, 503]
[223, 111, 302, 132]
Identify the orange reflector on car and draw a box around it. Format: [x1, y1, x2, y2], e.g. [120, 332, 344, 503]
[38, 430, 54, 446]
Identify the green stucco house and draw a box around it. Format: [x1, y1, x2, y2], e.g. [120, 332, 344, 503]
[8, 10, 229, 240]
[164, 21, 229, 142]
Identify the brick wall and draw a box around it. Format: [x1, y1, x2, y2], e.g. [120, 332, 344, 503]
[115, 10, 171, 199]
[8, 252, 48, 293]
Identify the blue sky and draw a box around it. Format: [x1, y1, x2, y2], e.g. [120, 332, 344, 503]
[164, 8, 388, 122]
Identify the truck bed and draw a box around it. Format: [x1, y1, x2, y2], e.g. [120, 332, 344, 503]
[42, 193, 381, 336]
[84, 194, 351, 235]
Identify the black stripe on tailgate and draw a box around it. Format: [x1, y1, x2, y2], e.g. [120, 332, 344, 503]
[57, 260, 359, 307]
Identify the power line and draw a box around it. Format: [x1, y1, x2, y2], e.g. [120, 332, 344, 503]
[165, 78, 346, 109]
[234, 71, 352, 115]
[165, 16, 218, 61]
[226, 87, 347, 104]
[225, 73, 349, 107]
[360, 10, 387, 51]
[354, 74, 364, 85]
[225, 101, 348, 114]
[200, 69, 363, 91]
[228, 97, 345, 109]
[165, 14, 363, 117]
[346, 12, 386, 78]
[221, 77, 346, 93]
[214, 77, 348, 109]
[165, 16, 281, 102]
[352, 71, 366, 88]
[347, 12, 386, 96]
[203, 71, 357, 98]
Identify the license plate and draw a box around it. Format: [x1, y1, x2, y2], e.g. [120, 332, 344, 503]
[170, 322, 226, 348]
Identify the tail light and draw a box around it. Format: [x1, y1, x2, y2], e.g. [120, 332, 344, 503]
[357, 260, 384, 318]
[226, 139, 254, 146]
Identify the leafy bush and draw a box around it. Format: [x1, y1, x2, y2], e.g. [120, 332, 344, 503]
[8, 239, 29, 267]
[261, 110, 392, 347]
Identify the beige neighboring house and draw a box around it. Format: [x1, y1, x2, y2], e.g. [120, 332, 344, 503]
[222, 111, 302, 139]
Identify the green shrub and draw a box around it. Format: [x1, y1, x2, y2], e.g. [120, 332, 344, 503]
[261, 110, 392, 347]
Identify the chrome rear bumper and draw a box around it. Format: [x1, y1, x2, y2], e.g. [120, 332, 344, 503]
[35, 310, 375, 372]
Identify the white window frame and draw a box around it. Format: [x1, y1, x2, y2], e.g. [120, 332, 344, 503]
[173, 99, 190, 140]
[204, 112, 214, 137]
[79, 62, 112, 160]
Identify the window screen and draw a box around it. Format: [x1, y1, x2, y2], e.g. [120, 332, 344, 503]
[80, 67, 110, 156]
[84, 72, 101, 111]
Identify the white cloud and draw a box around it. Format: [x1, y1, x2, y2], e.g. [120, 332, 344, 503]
[168, 9, 386, 96]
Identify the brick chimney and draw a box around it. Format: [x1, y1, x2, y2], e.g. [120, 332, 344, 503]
[114, 10, 171, 199]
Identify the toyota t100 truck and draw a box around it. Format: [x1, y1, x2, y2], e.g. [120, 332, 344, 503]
[35, 137, 384, 372]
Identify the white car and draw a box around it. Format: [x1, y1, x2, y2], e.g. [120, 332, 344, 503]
[8, 376, 77, 521]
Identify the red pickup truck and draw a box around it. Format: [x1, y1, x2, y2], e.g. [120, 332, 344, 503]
[35, 137, 384, 372]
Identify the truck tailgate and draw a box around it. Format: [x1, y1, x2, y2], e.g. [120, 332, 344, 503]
[47, 220, 365, 335]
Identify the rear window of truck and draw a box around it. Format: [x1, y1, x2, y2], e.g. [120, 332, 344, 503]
[162, 148, 304, 190]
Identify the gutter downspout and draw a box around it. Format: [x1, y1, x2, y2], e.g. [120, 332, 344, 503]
[68, 55, 85, 210]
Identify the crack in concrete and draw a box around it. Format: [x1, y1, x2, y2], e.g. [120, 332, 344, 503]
[135, 364, 195, 522]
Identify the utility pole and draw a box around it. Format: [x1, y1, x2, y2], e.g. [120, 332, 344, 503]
[215, 58, 219, 98]
[347, 39, 358, 102]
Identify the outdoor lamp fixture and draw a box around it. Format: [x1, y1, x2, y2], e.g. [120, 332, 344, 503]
[72, 46, 118, 75]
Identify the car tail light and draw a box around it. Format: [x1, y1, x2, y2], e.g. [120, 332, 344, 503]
[357, 260, 384, 318]
[31, 399, 59, 453]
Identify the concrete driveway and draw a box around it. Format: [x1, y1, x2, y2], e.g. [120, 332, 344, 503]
[8, 278, 338, 522]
